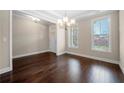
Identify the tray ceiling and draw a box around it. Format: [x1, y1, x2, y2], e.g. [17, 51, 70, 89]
[13, 10, 115, 24]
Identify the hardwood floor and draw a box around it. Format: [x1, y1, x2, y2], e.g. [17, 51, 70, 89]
[0, 52, 124, 83]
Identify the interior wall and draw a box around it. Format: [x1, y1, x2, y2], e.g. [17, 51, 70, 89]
[0, 11, 11, 71]
[119, 11, 124, 73]
[49, 24, 57, 53]
[66, 11, 119, 63]
[56, 25, 66, 55]
[12, 14, 49, 58]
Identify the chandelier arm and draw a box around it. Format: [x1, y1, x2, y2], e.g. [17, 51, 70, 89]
[57, 11, 76, 29]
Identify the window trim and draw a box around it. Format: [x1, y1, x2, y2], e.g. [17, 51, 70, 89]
[68, 26, 79, 48]
[91, 16, 112, 52]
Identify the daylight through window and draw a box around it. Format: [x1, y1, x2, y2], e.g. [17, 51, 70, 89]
[68, 26, 78, 48]
[92, 16, 111, 52]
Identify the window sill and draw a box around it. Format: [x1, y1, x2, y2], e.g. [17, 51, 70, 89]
[91, 48, 112, 53]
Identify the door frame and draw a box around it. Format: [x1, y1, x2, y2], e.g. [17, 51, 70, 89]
[10, 10, 13, 71]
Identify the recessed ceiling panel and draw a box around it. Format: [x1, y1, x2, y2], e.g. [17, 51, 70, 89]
[52, 10, 89, 18]
[14, 10, 115, 24]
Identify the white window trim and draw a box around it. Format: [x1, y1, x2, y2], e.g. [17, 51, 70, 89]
[91, 16, 112, 52]
[68, 27, 79, 48]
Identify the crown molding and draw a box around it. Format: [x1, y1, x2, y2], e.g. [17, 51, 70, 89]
[17, 10, 57, 23]
[75, 10, 117, 21]
[13, 11, 52, 26]
[14, 10, 118, 24]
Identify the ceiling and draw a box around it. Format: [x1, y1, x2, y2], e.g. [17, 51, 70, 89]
[41, 10, 89, 18]
[13, 10, 115, 24]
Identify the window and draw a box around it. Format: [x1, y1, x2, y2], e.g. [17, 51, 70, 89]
[92, 16, 111, 52]
[68, 26, 78, 48]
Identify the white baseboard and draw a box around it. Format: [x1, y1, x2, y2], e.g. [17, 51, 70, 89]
[57, 51, 66, 56]
[13, 50, 119, 64]
[0, 67, 12, 75]
[13, 50, 50, 59]
[66, 51, 119, 64]
[119, 63, 124, 74]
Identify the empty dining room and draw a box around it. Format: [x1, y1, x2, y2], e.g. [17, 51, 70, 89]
[0, 10, 124, 83]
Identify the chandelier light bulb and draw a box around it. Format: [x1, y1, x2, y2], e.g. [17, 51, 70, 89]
[57, 19, 63, 26]
[57, 19, 62, 24]
[57, 15, 76, 28]
[30, 16, 40, 22]
[35, 18, 40, 22]
[70, 19, 75, 24]
[63, 16, 68, 23]
[60, 22, 63, 26]
[67, 22, 71, 27]
[32, 17, 36, 21]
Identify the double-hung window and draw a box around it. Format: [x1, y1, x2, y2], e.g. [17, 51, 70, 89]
[92, 16, 111, 52]
[68, 26, 78, 48]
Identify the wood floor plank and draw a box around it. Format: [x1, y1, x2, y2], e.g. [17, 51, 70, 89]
[0, 52, 124, 83]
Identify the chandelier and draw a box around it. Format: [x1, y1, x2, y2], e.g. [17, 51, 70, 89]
[57, 11, 76, 30]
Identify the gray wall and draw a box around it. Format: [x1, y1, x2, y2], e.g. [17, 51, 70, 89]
[12, 15, 49, 58]
[49, 24, 57, 53]
[66, 11, 119, 62]
[56, 25, 65, 55]
[0, 11, 10, 70]
[119, 11, 124, 73]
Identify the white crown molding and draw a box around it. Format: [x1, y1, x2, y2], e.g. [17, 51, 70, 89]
[13, 10, 117, 24]
[13, 12, 51, 26]
[17, 10, 57, 23]
[76, 10, 118, 21]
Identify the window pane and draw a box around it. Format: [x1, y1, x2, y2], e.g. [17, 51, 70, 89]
[94, 21, 101, 35]
[73, 29, 78, 47]
[101, 18, 109, 35]
[92, 17, 110, 52]
[68, 26, 78, 48]
[100, 18, 109, 48]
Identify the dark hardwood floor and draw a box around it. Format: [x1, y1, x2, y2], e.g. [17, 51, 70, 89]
[0, 52, 124, 83]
